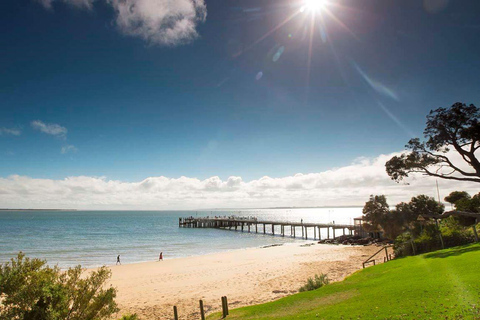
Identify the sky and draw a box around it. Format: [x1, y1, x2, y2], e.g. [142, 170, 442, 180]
[1, 0, 479, 209]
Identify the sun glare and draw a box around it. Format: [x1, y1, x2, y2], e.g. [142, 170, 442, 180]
[302, 0, 326, 12]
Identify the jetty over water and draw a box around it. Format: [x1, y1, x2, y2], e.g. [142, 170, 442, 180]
[179, 216, 368, 240]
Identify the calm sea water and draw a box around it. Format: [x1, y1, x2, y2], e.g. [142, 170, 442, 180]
[0, 208, 362, 268]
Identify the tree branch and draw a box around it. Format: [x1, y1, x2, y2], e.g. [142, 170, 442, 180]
[420, 167, 480, 183]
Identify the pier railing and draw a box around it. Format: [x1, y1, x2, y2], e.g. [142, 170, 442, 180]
[179, 216, 367, 240]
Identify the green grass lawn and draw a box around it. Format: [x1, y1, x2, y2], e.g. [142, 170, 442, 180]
[207, 244, 480, 320]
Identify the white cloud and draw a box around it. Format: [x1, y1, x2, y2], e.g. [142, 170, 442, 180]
[0, 127, 21, 136]
[61, 144, 78, 154]
[31, 120, 68, 139]
[1, 151, 478, 210]
[36, 0, 207, 46]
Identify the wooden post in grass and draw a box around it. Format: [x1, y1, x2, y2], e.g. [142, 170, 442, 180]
[224, 296, 229, 315]
[384, 246, 389, 261]
[221, 296, 227, 318]
[173, 306, 178, 320]
[199, 300, 205, 320]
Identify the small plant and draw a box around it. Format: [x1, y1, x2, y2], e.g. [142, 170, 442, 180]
[298, 273, 329, 292]
[119, 314, 141, 320]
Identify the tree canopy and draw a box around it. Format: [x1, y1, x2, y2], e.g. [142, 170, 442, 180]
[362, 195, 389, 233]
[444, 191, 471, 205]
[386, 102, 480, 183]
[362, 194, 444, 240]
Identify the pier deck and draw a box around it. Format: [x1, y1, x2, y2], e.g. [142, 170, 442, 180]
[179, 217, 367, 240]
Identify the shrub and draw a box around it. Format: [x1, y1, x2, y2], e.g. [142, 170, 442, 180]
[394, 222, 475, 257]
[119, 314, 141, 320]
[299, 273, 329, 292]
[0, 252, 118, 320]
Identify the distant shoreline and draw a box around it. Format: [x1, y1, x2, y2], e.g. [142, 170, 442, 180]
[0, 206, 362, 212]
[1, 206, 363, 211]
[0, 208, 78, 211]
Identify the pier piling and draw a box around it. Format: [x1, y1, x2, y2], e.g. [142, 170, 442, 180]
[179, 217, 365, 241]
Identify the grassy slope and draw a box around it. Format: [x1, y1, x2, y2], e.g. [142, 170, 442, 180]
[207, 244, 480, 320]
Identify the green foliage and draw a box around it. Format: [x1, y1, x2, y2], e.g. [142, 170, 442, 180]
[394, 220, 474, 257]
[409, 194, 444, 216]
[362, 195, 389, 233]
[298, 274, 329, 292]
[119, 314, 141, 320]
[386, 102, 480, 184]
[455, 192, 480, 213]
[362, 194, 444, 240]
[446, 191, 480, 227]
[207, 244, 480, 320]
[445, 191, 471, 204]
[0, 252, 118, 320]
[379, 209, 405, 240]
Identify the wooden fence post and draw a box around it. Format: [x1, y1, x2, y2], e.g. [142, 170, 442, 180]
[221, 296, 226, 318]
[224, 296, 229, 315]
[199, 300, 205, 320]
[173, 306, 178, 320]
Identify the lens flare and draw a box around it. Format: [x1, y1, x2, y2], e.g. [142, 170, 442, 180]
[302, 0, 326, 12]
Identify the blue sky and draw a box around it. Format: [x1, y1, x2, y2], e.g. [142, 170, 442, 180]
[1, 0, 479, 209]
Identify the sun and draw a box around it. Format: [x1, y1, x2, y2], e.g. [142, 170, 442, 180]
[302, 0, 326, 12]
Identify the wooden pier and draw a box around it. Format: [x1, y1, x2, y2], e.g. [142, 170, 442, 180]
[179, 216, 367, 240]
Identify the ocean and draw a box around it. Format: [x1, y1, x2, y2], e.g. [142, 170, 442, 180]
[0, 208, 362, 268]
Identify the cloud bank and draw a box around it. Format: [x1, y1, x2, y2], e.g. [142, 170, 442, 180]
[36, 0, 207, 46]
[1, 152, 478, 210]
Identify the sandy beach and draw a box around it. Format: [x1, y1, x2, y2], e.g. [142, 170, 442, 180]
[105, 243, 384, 319]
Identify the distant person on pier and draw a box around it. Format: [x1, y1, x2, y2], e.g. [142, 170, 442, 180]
[116, 255, 121, 265]
[301, 219, 303, 224]
[159, 252, 163, 261]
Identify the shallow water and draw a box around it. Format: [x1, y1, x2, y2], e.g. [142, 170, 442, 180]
[0, 207, 362, 268]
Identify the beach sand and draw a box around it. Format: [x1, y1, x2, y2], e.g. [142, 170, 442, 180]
[105, 243, 384, 320]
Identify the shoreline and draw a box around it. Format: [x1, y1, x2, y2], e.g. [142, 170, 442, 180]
[101, 242, 384, 320]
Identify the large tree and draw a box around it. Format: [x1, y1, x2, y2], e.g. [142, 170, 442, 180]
[362, 195, 389, 233]
[386, 102, 480, 183]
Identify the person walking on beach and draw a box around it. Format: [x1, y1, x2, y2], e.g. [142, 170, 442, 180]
[159, 252, 163, 261]
[116, 255, 121, 265]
